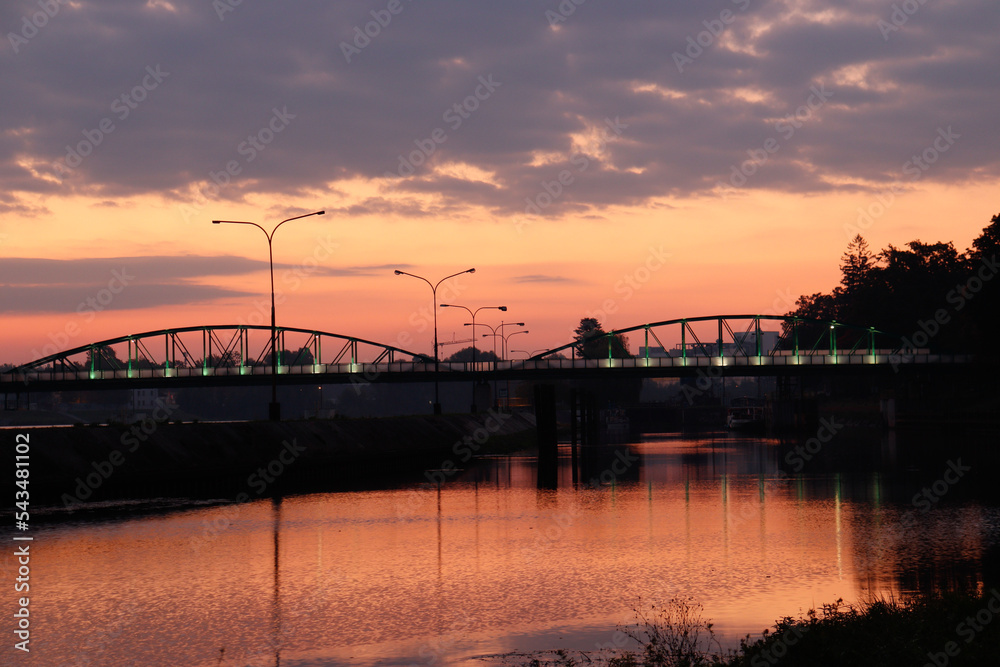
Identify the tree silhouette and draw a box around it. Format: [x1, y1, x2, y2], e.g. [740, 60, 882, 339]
[785, 212, 1000, 354]
[839, 234, 876, 295]
[574, 317, 631, 359]
[444, 346, 500, 363]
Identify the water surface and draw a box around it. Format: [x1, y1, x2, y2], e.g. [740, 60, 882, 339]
[9, 430, 999, 666]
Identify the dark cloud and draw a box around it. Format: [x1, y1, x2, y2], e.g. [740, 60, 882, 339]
[0, 255, 409, 313]
[512, 274, 576, 284]
[0, 255, 267, 285]
[2, 0, 996, 216]
[0, 283, 253, 314]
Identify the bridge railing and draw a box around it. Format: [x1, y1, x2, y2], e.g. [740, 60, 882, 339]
[1, 349, 974, 385]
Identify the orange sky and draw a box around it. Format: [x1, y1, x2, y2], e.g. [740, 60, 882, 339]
[1, 182, 994, 364]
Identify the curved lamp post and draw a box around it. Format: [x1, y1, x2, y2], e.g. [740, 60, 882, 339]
[440, 303, 506, 412]
[504, 329, 530, 357]
[501, 330, 529, 410]
[213, 209, 325, 420]
[394, 268, 475, 414]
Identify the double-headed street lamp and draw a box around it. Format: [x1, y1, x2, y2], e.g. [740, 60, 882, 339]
[213, 209, 325, 421]
[504, 330, 530, 357]
[440, 303, 507, 413]
[476, 321, 526, 361]
[478, 324, 527, 410]
[394, 268, 475, 414]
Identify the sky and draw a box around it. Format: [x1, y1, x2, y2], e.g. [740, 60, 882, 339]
[1, 0, 997, 364]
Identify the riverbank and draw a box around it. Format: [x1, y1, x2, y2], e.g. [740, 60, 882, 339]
[491, 590, 1000, 666]
[18, 411, 537, 507]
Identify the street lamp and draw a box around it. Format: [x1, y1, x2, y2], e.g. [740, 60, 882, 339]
[440, 303, 506, 413]
[499, 322, 526, 361]
[213, 209, 325, 421]
[394, 268, 475, 414]
[501, 330, 528, 410]
[505, 330, 530, 355]
[477, 322, 525, 360]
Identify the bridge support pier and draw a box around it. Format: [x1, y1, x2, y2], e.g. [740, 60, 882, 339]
[534, 384, 558, 489]
[569, 389, 579, 485]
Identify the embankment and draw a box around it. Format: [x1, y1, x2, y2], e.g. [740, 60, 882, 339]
[17, 411, 536, 506]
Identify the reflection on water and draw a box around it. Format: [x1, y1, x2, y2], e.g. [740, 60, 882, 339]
[10, 431, 1000, 666]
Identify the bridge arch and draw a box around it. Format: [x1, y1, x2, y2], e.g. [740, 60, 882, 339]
[8, 324, 428, 379]
[528, 314, 915, 361]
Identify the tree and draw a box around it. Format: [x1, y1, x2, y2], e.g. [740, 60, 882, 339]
[574, 317, 631, 359]
[265, 346, 314, 366]
[839, 234, 877, 295]
[444, 346, 500, 363]
[86, 345, 125, 371]
[970, 212, 1000, 262]
[571, 317, 640, 408]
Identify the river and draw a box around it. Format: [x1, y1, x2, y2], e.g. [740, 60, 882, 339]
[8, 426, 1000, 665]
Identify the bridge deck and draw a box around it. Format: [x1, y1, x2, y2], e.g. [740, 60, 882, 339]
[1, 350, 974, 391]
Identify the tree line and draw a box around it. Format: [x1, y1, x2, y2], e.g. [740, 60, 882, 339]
[787, 212, 999, 354]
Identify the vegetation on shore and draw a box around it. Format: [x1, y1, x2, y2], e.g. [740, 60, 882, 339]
[515, 590, 1000, 666]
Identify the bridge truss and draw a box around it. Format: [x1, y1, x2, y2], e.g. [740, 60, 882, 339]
[3, 325, 427, 389]
[1, 316, 971, 392]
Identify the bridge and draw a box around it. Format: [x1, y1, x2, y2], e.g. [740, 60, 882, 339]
[1, 315, 973, 393]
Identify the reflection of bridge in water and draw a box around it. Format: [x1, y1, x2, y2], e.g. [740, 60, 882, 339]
[2, 315, 974, 392]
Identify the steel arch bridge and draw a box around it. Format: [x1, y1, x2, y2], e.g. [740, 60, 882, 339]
[532, 314, 916, 361]
[2, 325, 428, 390]
[0, 315, 972, 392]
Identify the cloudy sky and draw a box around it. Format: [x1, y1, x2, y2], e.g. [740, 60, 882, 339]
[1, 0, 997, 363]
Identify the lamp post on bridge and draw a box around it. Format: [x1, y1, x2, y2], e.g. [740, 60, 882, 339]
[394, 268, 476, 414]
[475, 321, 525, 361]
[212, 209, 325, 421]
[478, 322, 525, 411]
[440, 303, 507, 413]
